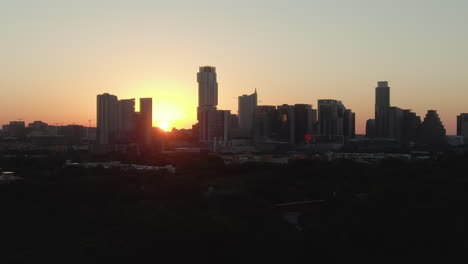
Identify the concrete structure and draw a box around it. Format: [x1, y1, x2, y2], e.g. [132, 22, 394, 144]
[238, 89, 257, 138]
[375, 81, 390, 138]
[97, 93, 118, 145]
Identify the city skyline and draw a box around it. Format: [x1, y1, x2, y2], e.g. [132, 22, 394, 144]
[2, 0, 468, 134]
[0, 69, 464, 135]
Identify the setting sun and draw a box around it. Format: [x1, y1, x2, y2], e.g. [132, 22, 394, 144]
[148, 99, 195, 132]
[158, 121, 171, 132]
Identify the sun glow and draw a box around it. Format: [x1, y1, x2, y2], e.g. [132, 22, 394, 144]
[150, 99, 195, 132]
[158, 121, 171, 132]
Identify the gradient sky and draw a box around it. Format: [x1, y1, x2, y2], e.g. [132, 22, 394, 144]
[1, 0, 467, 134]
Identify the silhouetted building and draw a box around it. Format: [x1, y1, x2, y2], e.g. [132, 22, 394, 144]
[6, 121, 26, 138]
[97, 93, 118, 145]
[58, 125, 85, 145]
[198, 106, 217, 143]
[28, 121, 48, 131]
[117, 99, 136, 142]
[457, 113, 468, 139]
[228, 113, 239, 139]
[401, 110, 421, 148]
[27, 121, 50, 137]
[214, 110, 232, 142]
[197, 66, 219, 143]
[388, 106, 403, 141]
[343, 109, 356, 138]
[366, 119, 376, 138]
[294, 104, 316, 144]
[198, 107, 232, 143]
[139, 98, 153, 145]
[318, 100, 345, 138]
[375, 81, 390, 138]
[255, 105, 277, 141]
[274, 104, 295, 144]
[417, 110, 446, 149]
[238, 89, 257, 138]
[197, 66, 218, 108]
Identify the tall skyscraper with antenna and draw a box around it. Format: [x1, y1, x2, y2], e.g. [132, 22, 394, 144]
[375, 81, 390, 137]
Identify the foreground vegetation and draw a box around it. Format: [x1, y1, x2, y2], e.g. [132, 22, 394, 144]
[1, 153, 468, 262]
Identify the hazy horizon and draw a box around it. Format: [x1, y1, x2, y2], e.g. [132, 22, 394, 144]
[1, 0, 467, 134]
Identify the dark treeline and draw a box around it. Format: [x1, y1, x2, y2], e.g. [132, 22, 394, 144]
[2, 153, 468, 262]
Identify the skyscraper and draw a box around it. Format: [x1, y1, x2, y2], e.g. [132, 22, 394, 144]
[197, 66, 220, 143]
[294, 104, 316, 144]
[343, 109, 356, 138]
[139, 98, 153, 145]
[402, 110, 421, 148]
[117, 98, 135, 141]
[97, 93, 118, 145]
[238, 89, 258, 138]
[457, 113, 468, 139]
[197, 66, 218, 108]
[388, 106, 403, 141]
[255, 105, 277, 141]
[375, 81, 390, 138]
[275, 104, 295, 144]
[366, 119, 376, 138]
[318, 99, 343, 137]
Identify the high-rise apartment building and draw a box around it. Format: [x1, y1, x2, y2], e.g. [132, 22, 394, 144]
[97, 93, 118, 145]
[238, 90, 257, 138]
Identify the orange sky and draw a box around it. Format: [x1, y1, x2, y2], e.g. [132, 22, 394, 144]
[1, 1, 467, 135]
